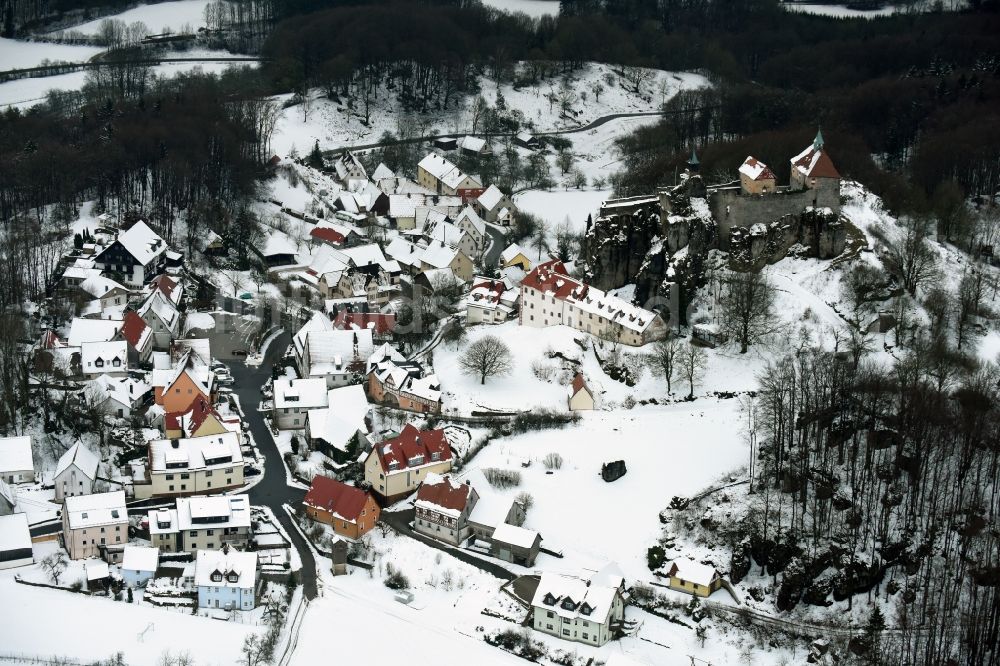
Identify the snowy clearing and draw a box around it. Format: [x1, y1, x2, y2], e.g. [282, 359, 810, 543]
[480, 0, 560, 17]
[0, 37, 103, 71]
[55, 0, 212, 35]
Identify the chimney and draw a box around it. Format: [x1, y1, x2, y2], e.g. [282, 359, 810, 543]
[171, 439, 180, 449]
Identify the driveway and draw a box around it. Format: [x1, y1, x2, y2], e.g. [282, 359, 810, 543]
[223, 331, 319, 600]
[483, 223, 508, 267]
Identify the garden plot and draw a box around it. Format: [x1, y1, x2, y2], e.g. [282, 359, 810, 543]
[466, 402, 748, 581]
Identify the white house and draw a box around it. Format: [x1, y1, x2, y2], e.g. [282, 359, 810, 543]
[0, 436, 34, 484]
[62, 490, 128, 562]
[196, 548, 258, 611]
[520, 259, 667, 347]
[80, 340, 128, 378]
[272, 377, 329, 430]
[453, 206, 487, 254]
[0, 513, 33, 570]
[121, 545, 159, 587]
[142, 432, 244, 498]
[476, 184, 516, 225]
[531, 562, 626, 646]
[424, 220, 479, 260]
[137, 289, 180, 350]
[305, 384, 371, 463]
[465, 276, 519, 325]
[148, 495, 252, 553]
[54, 442, 100, 501]
[67, 317, 123, 348]
[295, 327, 375, 389]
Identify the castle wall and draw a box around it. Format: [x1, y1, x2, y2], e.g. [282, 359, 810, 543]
[708, 180, 840, 250]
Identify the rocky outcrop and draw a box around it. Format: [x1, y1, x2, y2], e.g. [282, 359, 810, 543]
[582, 198, 661, 290]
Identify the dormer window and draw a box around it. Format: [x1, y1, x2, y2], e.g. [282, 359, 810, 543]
[580, 603, 593, 616]
[111, 510, 120, 519]
[112, 358, 121, 367]
[211, 571, 223, 582]
[543, 593, 557, 606]
[409, 454, 424, 466]
[95, 359, 104, 368]
[561, 598, 577, 611]
[227, 572, 240, 583]
[430, 451, 440, 462]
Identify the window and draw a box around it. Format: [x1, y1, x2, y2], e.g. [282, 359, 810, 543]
[582, 633, 589, 640]
[165, 474, 174, 480]
[190, 531, 197, 537]
[181, 473, 190, 480]
[562, 630, 570, 636]
[205, 471, 213, 477]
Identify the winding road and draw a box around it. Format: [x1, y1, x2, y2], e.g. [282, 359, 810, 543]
[222, 331, 320, 600]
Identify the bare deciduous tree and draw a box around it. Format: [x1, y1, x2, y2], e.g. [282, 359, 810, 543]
[720, 270, 778, 353]
[679, 344, 707, 399]
[41, 551, 68, 585]
[460, 335, 513, 385]
[649, 337, 681, 394]
[887, 216, 938, 295]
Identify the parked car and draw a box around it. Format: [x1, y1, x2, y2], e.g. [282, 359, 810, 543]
[232, 350, 248, 358]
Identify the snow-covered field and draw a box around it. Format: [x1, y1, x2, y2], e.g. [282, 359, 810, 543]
[515, 187, 612, 233]
[0, 59, 247, 108]
[0, 37, 103, 71]
[0, 544, 258, 665]
[783, 0, 966, 16]
[271, 64, 707, 157]
[467, 403, 748, 580]
[55, 0, 211, 35]
[480, 0, 559, 17]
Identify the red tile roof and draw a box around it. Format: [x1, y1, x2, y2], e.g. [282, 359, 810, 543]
[164, 395, 216, 433]
[334, 311, 397, 335]
[310, 227, 347, 245]
[120, 311, 149, 349]
[741, 156, 776, 181]
[521, 260, 589, 301]
[571, 373, 590, 397]
[415, 474, 472, 513]
[152, 274, 178, 299]
[374, 424, 451, 473]
[792, 147, 841, 179]
[304, 475, 370, 522]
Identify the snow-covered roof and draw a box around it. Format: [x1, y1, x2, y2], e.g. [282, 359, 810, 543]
[88, 374, 150, 408]
[420, 241, 461, 269]
[86, 559, 110, 581]
[293, 311, 335, 359]
[305, 329, 375, 377]
[454, 206, 486, 236]
[0, 436, 33, 473]
[385, 237, 423, 268]
[477, 184, 505, 211]
[195, 549, 257, 589]
[138, 289, 179, 332]
[0, 479, 13, 508]
[148, 433, 243, 474]
[122, 545, 159, 572]
[466, 276, 518, 312]
[305, 385, 369, 450]
[415, 472, 473, 518]
[63, 266, 102, 282]
[273, 377, 329, 410]
[523, 260, 661, 334]
[531, 563, 624, 622]
[79, 274, 128, 299]
[67, 317, 122, 347]
[371, 162, 395, 180]
[426, 220, 467, 249]
[159, 495, 251, 532]
[342, 244, 390, 270]
[417, 153, 481, 190]
[667, 557, 720, 587]
[738, 156, 775, 182]
[491, 522, 539, 549]
[64, 490, 127, 530]
[115, 221, 167, 266]
[0, 513, 30, 553]
[500, 243, 527, 264]
[81, 340, 127, 371]
[54, 442, 99, 480]
[458, 135, 487, 153]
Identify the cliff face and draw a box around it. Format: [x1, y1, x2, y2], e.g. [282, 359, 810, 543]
[582, 202, 661, 291]
[583, 177, 715, 326]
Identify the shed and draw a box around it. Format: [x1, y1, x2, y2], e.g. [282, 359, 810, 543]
[567, 373, 595, 411]
[433, 137, 457, 151]
[122, 545, 160, 588]
[665, 557, 723, 597]
[0, 513, 33, 570]
[490, 522, 542, 567]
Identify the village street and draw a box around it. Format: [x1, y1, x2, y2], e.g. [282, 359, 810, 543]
[222, 330, 320, 600]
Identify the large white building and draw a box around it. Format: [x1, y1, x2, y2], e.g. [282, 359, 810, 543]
[519, 260, 667, 346]
[148, 495, 252, 553]
[0, 513, 33, 570]
[531, 562, 627, 646]
[0, 436, 34, 484]
[143, 432, 244, 498]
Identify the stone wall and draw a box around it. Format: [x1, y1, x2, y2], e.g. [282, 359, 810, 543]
[708, 180, 841, 250]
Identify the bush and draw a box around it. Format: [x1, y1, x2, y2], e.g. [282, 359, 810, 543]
[647, 545, 667, 571]
[510, 409, 579, 434]
[542, 452, 563, 470]
[384, 564, 410, 590]
[631, 582, 657, 605]
[483, 467, 521, 489]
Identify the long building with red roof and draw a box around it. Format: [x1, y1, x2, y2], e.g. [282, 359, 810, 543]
[520, 260, 667, 347]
